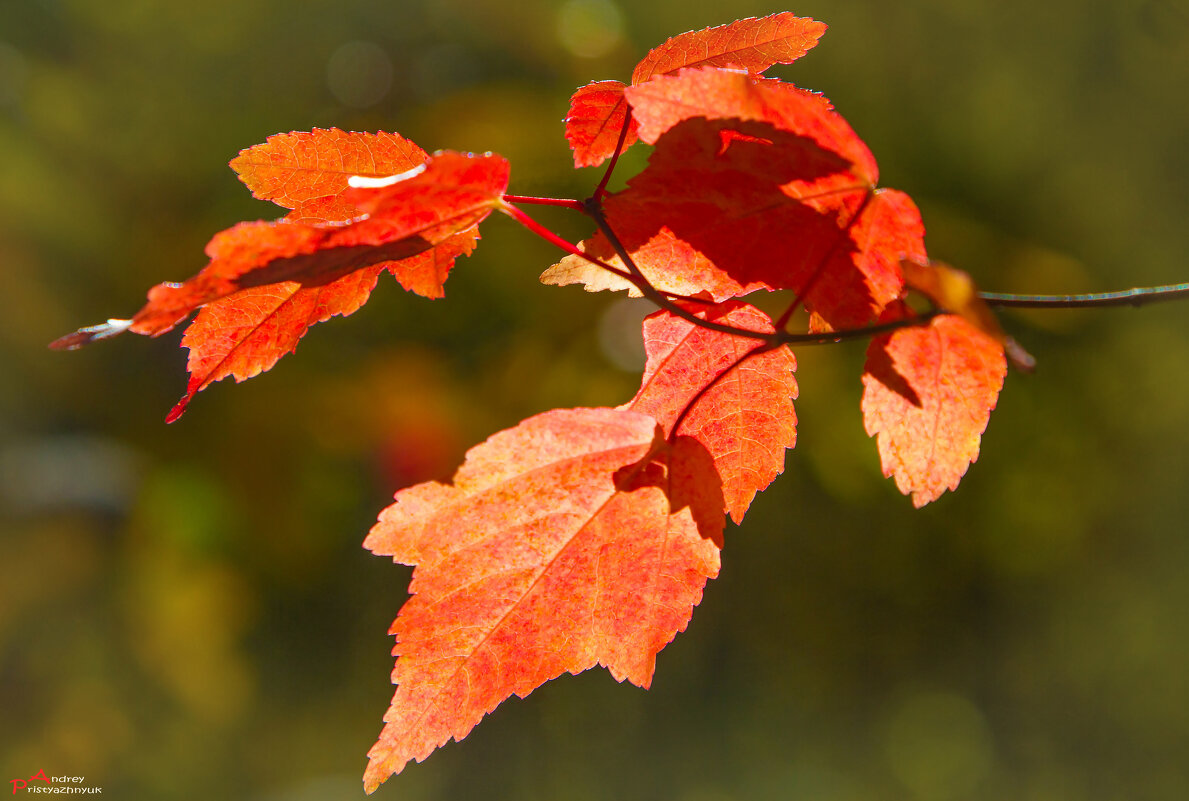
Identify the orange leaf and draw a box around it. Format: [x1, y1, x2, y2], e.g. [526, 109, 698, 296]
[565, 13, 825, 168]
[339, 151, 509, 244]
[362, 407, 722, 792]
[52, 151, 507, 419]
[230, 128, 428, 224]
[546, 125, 899, 331]
[544, 113, 866, 302]
[631, 13, 827, 84]
[143, 150, 504, 336]
[625, 302, 797, 524]
[861, 313, 1007, 507]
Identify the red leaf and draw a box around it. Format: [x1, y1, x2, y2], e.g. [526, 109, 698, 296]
[625, 302, 797, 523]
[630, 13, 827, 84]
[339, 151, 509, 245]
[808, 188, 926, 331]
[230, 128, 428, 224]
[548, 71, 917, 328]
[543, 114, 864, 301]
[625, 68, 877, 186]
[362, 407, 722, 792]
[861, 313, 1007, 507]
[565, 13, 825, 168]
[564, 81, 638, 169]
[52, 150, 508, 419]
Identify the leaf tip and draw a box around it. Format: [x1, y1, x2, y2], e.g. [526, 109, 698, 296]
[165, 385, 198, 424]
[48, 319, 133, 351]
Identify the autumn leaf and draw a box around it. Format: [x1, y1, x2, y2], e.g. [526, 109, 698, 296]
[565, 12, 826, 167]
[631, 13, 827, 83]
[230, 128, 429, 224]
[564, 80, 638, 170]
[861, 312, 1007, 507]
[362, 407, 723, 792]
[45, 14, 1058, 794]
[543, 111, 870, 305]
[52, 150, 509, 420]
[625, 301, 797, 524]
[807, 188, 926, 331]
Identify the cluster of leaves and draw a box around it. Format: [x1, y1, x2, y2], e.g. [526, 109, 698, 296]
[53, 13, 1021, 793]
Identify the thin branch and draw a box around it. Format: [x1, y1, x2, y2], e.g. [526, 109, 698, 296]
[500, 201, 717, 306]
[979, 283, 1189, 309]
[509, 196, 941, 352]
[593, 112, 633, 201]
[499, 202, 602, 264]
[775, 311, 940, 345]
[581, 197, 777, 342]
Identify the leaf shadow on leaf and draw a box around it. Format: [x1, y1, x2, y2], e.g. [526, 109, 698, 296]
[613, 435, 726, 548]
[864, 334, 923, 408]
[130, 228, 440, 337]
[236, 235, 435, 289]
[606, 117, 874, 320]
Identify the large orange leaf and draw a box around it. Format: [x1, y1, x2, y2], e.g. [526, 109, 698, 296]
[564, 13, 825, 167]
[230, 128, 428, 224]
[362, 407, 723, 792]
[861, 313, 1007, 507]
[625, 301, 797, 524]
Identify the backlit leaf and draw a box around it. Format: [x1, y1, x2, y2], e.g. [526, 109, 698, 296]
[631, 13, 827, 83]
[52, 150, 508, 420]
[564, 81, 638, 169]
[564, 12, 825, 167]
[861, 312, 1007, 507]
[230, 128, 428, 224]
[362, 407, 722, 792]
[164, 232, 477, 422]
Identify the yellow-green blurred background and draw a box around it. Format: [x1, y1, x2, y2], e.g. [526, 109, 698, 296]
[3, 1, 1188, 799]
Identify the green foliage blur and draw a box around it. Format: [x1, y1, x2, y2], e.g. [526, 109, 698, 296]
[2, 1, 1188, 798]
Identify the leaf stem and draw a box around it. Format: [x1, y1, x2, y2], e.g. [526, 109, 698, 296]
[499, 201, 615, 267]
[978, 283, 1189, 309]
[502, 194, 585, 211]
[581, 197, 777, 342]
[507, 196, 942, 351]
[500, 200, 712, 305]
[776, 311, 939, 345]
